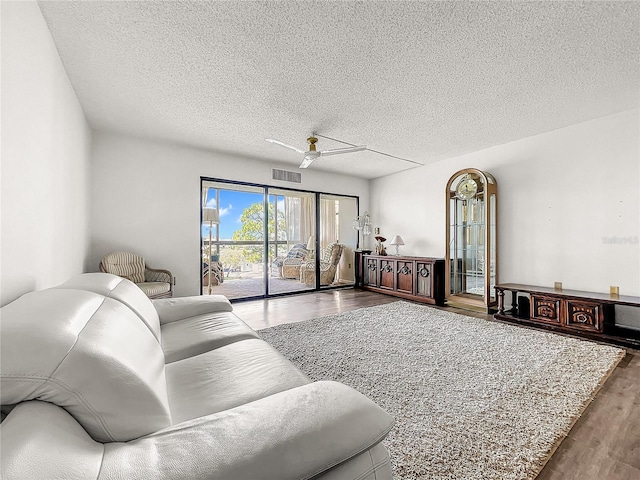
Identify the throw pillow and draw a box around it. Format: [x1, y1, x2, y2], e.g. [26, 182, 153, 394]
[287, 243, 309, 259]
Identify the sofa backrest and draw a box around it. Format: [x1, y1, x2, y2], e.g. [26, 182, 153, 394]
[54, 272, 161, 342]
[0, 288, 171, 442]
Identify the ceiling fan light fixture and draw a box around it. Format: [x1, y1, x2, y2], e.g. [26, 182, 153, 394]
[307, 136, 318, 152]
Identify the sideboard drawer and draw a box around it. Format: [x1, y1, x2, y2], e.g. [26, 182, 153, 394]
[566, 300, 602, 332]
[531, 295, 562, 324]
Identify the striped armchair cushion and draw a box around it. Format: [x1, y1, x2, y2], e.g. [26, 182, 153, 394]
[101, 251, 145, 284]
[137, 282, 171, 298]
[322, 244, 334, 261]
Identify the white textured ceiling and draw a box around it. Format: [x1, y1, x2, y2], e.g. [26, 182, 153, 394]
[38, 1, 639, 179]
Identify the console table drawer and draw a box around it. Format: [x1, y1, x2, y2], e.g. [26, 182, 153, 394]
[566, 300, 602, 332]
[531, 295, 562, 324]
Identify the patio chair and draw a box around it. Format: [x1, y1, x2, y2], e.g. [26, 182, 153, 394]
[300, 243, 344, 286]
[202, 260, 224, 286]
[99, 251, 173, 299]
[272, 243, 310, 279]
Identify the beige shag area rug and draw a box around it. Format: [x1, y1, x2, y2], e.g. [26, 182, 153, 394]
[258, 301, 625, 480]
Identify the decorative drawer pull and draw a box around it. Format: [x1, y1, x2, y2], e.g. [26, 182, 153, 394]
[382, 264, 393, 273]
[573, 313, 591, 323]
[419, 267, 430, 277]
[537, 306, 555, 318]
[367, 264, 377, 271]
[399, 266, 411, 275]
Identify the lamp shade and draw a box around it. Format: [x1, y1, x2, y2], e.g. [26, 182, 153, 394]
[306, 235, 315, 250]
[202, 208, 220, 224]
[389, 235, 405, 246]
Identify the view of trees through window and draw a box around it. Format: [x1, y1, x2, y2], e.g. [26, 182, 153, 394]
[201, 179, 358, 300]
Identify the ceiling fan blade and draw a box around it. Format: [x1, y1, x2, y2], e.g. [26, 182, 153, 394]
[299, 157, 315, 169]
[319, 145, 366, 157]
[299, 151, 320, 168]
[266, 138, 305, 154]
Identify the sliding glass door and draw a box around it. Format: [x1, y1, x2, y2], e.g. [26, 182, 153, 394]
[201, 182, 266, 298]
[201, 178, 358, 300]
[267, 189, 315, 295]
[314, 194, 358, 289]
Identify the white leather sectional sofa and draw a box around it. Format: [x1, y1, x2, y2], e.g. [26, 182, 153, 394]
[0, 273, 394, 479]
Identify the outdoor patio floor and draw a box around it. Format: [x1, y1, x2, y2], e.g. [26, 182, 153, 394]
[204, 276, 312, 299]
[203, 276, 355, 300]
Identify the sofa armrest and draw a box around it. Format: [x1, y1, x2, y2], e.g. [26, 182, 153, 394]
[1, 401, 104, 480]
[152, 295, 233, 325]
[102, 381, 394, 480]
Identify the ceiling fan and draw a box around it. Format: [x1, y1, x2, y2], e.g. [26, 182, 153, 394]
[266, 135, 366, 169]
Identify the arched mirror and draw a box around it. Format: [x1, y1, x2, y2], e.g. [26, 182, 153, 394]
[445, 169, 498, 312]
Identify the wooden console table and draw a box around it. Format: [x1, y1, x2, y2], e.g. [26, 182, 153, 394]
[356, 254, 445, 305]
[494, 283, 640, 348]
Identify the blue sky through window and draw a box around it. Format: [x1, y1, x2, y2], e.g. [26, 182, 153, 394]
[202, 188, 283, 241]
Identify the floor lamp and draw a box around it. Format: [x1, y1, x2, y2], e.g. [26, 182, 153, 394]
[203, 207, 220, 294]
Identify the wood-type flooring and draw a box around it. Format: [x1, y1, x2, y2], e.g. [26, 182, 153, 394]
[232, 288, 640, 480]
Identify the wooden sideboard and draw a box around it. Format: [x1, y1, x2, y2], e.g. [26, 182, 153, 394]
[355, 253, 445, 306]
[494, 283, 640, 348]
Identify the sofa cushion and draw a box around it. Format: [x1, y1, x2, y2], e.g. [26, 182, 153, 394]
[0, 289, 171, 442]
[161, 311, 260, 363]
[165, 338, 310, 423]
[54, 272, 161, 342]
[152, 295, 233, 325]
[100, 381, 393, 480]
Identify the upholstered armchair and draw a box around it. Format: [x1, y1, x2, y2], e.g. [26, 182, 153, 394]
[272, 243, 310, 279]
[300, 243, 344, 286]
[99, 251, 173, 299]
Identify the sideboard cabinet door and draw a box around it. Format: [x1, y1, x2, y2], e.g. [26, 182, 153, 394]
[379, 259, 395, 290]
[363, 257, 378, 287]
[396, 260, 414, 294]
[415, 261, 432, 298]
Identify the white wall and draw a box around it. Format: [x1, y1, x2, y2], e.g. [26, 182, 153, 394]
[0, 2, 91, 306]
[90, 132, 370, 296]
[371, 109, 640, 296]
